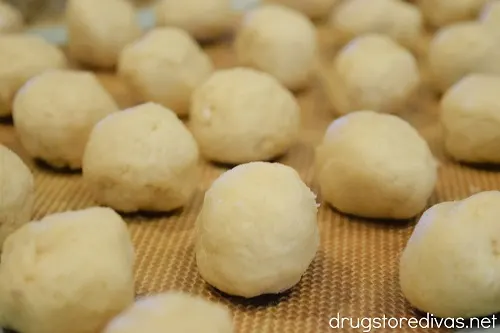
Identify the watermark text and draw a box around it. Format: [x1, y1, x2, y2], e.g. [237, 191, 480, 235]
[329, 313, 496, 332]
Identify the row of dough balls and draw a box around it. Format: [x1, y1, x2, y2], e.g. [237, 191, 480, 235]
[0, 1, 318, 119]
[2, 0, 500, 122]
[329, 32, 500, 165]
[4, 63, 495, 219]
[0, 0, 493, 35]
[3, 0, 498, 119]
[0, 156, 319, 332]
[327, 1, 500, 112]
[3, 121, 500, 330]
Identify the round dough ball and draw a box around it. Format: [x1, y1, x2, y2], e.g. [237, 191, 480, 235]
[399, 191, 500, 318]
[417, 0, 488, 27]
[118, 28, 214, 117]
[235, 4, 317, 91]
[66, 0, 141, 69]
[0, 144, 34, 251]
[315, 111, 437, 220]
[331, 34, 420, 115]
[428, 22, 500, 93]
[103, 292, 234, 333]
[440, 74, 500, 163]
[83, 102, 199, 213]
[329, 0, 423, 50]
[0, 207, 135, 333]
[155, 0, 235, 41]
[264, 0, 338, 19]
[0, 34, 67, 117]
[189, 68, 301, 164]
[13, 69, 119, 170]
[196, 162, 319, 298]
[0, 2, 23, 33]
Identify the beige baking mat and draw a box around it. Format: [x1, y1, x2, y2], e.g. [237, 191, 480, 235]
[0, 26, 497, 333]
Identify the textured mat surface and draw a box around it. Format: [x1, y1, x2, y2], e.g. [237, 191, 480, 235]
[1, 27, 498, 333]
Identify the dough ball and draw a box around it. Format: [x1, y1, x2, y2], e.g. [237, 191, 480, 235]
[103, 292, 234, 333]
[331, 34, 420, 115]
[428, 22, 500, 93]
[329, 0, 423, 50]
[66, 0, 141, 69]
[13, 69, 119, 170]
[0, 144, 34, 251]
[118, 28, 214, 117]
[196, 162, 319, 298]
[480, 1, 500, 36]
[83, 102, 199, 213]
[264, 0, 338, 19]
[315, 111, 437, 220]
[0, 34, 67, 117]
[0, 2, 23, 33]
[190, 68, 301, 164]
[416, 0, 488, 27]
[235, 4, 317, 91]
[155, 0, 235, 41]
[440, 74, 500, 163]
[0, 207, 135, 333]
[399, 191, 500, 318]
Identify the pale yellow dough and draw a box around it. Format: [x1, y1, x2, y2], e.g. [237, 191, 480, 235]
[0, 34, 67, 117]
[0, 1, 23, 33]
[0, 144, 34, 252]
[330, 0, 423, 50]
[417, 0, 488, 27]
[66, 0, 141, 69]
[440, 74, 500, 163]
[428, 22, 500, 93]
[13, 69, 119, 169]
[315, 110, 437, 220]
[118, 28, 214, 117]
[103, 292, 234, 333]
[331, 34, 420, 115]
[400, 191, 500, 318]
[0, 207, 135, 333]
[155, 0, 235, 41]
[480, 1, 500, 37]
[196, 162, 319, 298]
[264, 0, 338, 19]
[189, 68, 301, 164]
[83, 102, 200, 213]
[235, 4, 317, 91]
